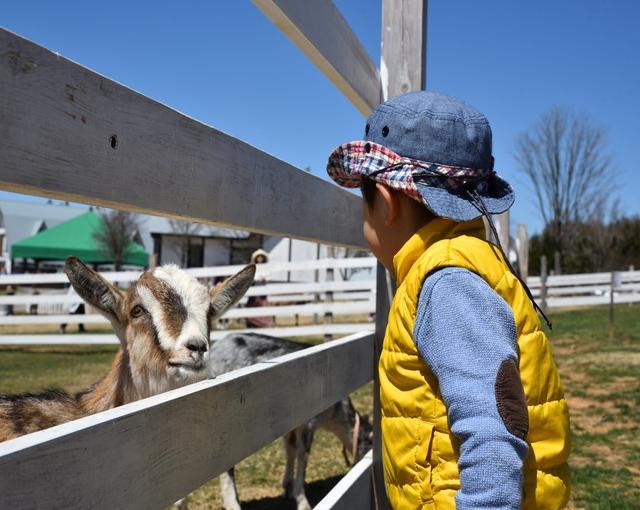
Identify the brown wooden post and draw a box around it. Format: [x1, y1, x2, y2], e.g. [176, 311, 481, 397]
[540, 255, 548, 313]
[375, 1, 427, 508]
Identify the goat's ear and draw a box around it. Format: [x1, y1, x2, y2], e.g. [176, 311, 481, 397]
[210, 264, 256, 319]
[64, 257, 124, 325]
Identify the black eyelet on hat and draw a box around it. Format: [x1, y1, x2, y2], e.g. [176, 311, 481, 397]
[365, 123, 370, 136]
[364, 143, 371, 153]
[382, 126, 389, 137]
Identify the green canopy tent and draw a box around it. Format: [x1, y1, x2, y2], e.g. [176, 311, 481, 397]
[11, 211, 149, 267]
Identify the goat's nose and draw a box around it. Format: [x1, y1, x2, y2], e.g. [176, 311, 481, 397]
[185, 338, 208, 353]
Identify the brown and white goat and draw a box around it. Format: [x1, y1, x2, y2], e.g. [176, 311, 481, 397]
[0, 257, 255, 442]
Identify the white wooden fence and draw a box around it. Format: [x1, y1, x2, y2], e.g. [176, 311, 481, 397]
[0, 258, 378, 344]
[1, 262, 639, 347]
[0, 0, 426, 505]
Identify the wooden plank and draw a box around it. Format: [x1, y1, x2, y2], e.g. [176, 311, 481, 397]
[0, 257, 378, 286]
[0, 323, 376, 345]
[380, 0, 428, 99]
[372, 263, 394, 510]
[0, 332, 374, 509]
[0, 28, 365, 248]
[0, 334, 120, 345]
[0, 280, 376, 306]
[516, 224, 529, 280]
[251, 0, 382, 115]
[547, 293, 640, 309]
[0, 301, 375, 326]
[315, 450, 373, 510]
[373, 1, 427, 507]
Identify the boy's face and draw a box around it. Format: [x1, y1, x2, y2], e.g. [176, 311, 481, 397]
[361, 181, 435, 275]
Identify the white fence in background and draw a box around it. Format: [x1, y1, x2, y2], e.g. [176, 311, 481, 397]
[1, 262, 639, 346]
[0, 258, 377, 343]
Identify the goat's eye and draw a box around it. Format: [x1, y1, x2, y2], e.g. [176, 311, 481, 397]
[130, 305, 145, 318]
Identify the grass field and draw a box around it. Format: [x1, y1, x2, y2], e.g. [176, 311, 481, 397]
[0, 305, 638, 508]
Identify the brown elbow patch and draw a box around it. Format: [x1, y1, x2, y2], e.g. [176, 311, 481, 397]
[495, 359, 529, 440]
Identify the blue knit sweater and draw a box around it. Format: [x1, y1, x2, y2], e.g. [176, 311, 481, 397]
[414, 267, 529, 510]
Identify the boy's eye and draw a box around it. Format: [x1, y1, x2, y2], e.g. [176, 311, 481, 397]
[131, 305, 145, 318]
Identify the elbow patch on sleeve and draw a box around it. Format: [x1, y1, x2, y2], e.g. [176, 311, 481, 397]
[495, 358, 529, 440]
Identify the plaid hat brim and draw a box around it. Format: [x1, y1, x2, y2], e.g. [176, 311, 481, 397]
[327, 140, 514, 221]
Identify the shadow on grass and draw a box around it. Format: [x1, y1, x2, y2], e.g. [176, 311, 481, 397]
[242, 475, 343, 510]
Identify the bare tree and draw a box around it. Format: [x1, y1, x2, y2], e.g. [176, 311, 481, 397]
[515, 108, 616, 262]
[168, 219, 204, 267]
[94, 210, 140, 270]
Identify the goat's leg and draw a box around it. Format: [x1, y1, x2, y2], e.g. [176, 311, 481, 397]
[219, 467, 242, 510]
[282, 430, 297, 499]
[292, 426, 314, 510]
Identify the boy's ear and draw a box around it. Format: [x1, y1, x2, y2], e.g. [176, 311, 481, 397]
[210, 264, 256, 319]
[375, 183, 399, 226]
[64, 257, 124, 326]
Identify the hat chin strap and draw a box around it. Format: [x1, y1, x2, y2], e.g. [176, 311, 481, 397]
[466, 189, 553, 330]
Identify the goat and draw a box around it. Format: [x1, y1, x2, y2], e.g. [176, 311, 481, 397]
[207, 332, 373, 510]
[0, 257, 255, 442]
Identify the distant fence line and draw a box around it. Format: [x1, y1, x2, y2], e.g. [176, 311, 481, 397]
[1, 259, 638, 345]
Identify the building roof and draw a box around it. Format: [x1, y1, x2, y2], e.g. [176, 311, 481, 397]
[11, 211, 149, 266]
[138, 216, 250, 243]
[0, 198, 250, 258]
[0, 198, 87, 252]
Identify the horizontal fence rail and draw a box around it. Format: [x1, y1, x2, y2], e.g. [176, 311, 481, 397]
[0, 332, 374, 509]
[315, 450, 373, 510]
[0, 301, 375, 325]
[0, 324, 375, 345]
[251, 0, 382, 115]
[1, 263, 638, 345]
[0, 28, 365, 248]
[0, 257, 378, 286]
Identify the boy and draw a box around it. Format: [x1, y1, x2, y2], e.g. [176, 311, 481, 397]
[326, 91, 570, 509]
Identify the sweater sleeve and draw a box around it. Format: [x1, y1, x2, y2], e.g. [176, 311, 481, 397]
[413, 267, 529, 510]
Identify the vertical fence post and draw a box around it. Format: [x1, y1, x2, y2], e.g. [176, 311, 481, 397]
[554, 250, 561, 276]
[609, 271, 615, 340]
[373, 263, 393, 510]
[377, 1, 427, 508]
[314, 243, 321, 324]
[325, 245, 335, 341]
[516, 224, 528, 280]
[496, 211, 510, 256]
[540, 255, 548, 313]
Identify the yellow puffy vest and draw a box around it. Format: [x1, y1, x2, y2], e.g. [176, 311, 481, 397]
[380, 218, 571, 510]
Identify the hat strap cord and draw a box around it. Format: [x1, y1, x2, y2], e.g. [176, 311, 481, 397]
[466, 190, 553, 330]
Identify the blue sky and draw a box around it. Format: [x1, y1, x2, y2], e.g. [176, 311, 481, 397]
[2, 0, 639, 233]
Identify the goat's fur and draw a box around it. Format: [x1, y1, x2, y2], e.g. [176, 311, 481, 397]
[207, 333, 373, 510]
[0, 257, 255, 442]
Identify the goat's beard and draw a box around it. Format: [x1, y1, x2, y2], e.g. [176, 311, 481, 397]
[167, 361, 209, 386]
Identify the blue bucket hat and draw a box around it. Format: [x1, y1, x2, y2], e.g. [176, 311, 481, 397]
[326, 91, 514, 221]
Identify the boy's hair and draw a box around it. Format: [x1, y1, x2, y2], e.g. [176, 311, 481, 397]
[360, 178, 377, 207]
[361, 178, 435, 223]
